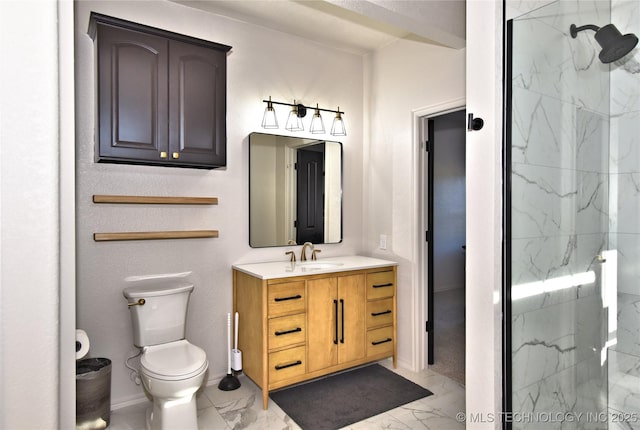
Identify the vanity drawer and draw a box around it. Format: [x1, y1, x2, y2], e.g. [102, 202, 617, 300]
[268, 346, 306, 384]
[268, 314, 306, 350]
[366, 271, 395, 300]
[268, 282, 306, 317]
[367, 326, 394, 357]
[366, 298, 394, 328]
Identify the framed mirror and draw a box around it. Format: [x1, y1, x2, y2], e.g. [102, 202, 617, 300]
[249, 132, 342, 247]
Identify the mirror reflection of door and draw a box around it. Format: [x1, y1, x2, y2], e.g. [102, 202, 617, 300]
[296, 143, 325, 244]
[248, 132, 342, 248]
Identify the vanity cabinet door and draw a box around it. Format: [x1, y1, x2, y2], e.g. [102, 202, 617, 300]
[307, 274, 366, 372]
[307, 277, 338, 372]
[337, 274, 366, 364]
[97, 24, 169, 164]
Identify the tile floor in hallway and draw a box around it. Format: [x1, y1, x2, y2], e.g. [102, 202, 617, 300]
[108, 360, 465, 430]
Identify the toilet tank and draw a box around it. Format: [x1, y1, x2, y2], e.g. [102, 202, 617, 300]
[123, 281, 194, 347]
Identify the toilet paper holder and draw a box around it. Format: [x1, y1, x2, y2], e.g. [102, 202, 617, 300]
[127, 298, 146, 307]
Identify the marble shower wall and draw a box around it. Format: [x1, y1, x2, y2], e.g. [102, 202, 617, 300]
[510, 2, 611, 427]
[609, 0, 640, 423]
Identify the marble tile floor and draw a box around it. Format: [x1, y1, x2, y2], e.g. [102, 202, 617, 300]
[108, 360, 466, 430]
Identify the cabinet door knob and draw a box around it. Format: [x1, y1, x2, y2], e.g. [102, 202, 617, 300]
[172, 152, 180, 159]
[160, 151, 168, 159]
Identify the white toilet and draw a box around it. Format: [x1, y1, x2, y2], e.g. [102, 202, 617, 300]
[123, 282, 208, 430]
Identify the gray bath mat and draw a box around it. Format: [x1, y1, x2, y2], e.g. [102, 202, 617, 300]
[270, 364, 433, 429]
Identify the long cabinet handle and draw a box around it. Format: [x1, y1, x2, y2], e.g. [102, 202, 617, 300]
[333, 299, 338, 345]
[274, 294, 302, 302]
[371, 310, 392, 317]
[340, 299, 345, 344]
[274, 360, 302, 370]
[274, 327, 302, 336]
[372, 283, 393, 288]
[371, 338, 393, 346]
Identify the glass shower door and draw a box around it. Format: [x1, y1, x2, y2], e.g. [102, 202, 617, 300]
[508, 1, 611, 428]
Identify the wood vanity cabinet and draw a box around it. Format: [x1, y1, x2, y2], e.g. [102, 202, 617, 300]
[90, 13, 231, 169]
[233, 265, 397, 409]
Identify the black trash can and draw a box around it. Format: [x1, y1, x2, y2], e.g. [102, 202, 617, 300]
[76, 358, 112, 430]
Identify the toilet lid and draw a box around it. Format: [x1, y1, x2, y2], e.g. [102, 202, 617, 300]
[141, 340, 208, 381]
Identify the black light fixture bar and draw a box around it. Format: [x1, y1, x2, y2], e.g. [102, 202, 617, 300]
[262, 99, 344, 115]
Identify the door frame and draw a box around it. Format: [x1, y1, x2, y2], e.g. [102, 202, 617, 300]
[412, 97, 465, 371]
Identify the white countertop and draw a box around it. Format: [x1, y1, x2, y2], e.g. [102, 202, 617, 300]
[232, 255, 398, 280]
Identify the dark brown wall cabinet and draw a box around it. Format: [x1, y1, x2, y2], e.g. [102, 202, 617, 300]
[90, 13, 231, 169]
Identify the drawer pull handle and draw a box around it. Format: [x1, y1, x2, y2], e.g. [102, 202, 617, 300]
[371, 310, 392, 317]
[274, 294, 302, 302]
[372, 283, 393, 288]
[371, 338, 392, 346]
[274, 327, 302, 336]
[275, 360, 302, 370]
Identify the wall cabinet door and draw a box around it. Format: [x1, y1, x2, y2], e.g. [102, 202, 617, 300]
[168, 39, 227, 167]
[97, 24, 169, 163]
[307, 274, 366, 373]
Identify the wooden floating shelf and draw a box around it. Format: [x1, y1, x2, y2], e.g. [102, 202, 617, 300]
[94, 230, 219, 242]
[93, 195, 218, 205]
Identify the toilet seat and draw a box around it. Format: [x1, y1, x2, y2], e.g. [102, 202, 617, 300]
[141, 339, 208, 381]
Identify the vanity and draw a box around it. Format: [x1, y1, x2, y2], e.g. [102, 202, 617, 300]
[232, 255, 398, 409]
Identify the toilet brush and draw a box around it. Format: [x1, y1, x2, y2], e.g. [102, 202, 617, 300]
[231, 311, 242, 374]
[218, 312, 241, 391]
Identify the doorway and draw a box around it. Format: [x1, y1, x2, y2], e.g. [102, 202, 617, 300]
[422, 109, 466, 384]
[296, 143, 326, 244]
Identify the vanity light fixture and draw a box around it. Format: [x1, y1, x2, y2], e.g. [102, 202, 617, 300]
[330, 107, 346, 136]
[261, 96, 278, 129]
[260, 97, 346, 136]
[310, 104, 325, 134]
[285, 100, 305, 132]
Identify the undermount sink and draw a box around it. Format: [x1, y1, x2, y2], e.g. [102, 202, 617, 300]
[296, 261, 344, 271]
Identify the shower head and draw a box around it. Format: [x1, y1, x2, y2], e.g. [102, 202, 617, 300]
[570, 23, 638, 63]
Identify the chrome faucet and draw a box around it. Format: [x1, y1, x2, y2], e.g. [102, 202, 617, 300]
[300, 242, 314, 261]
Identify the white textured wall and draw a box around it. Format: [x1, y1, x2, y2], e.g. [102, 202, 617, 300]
[75, 0, 364, 406]
[0, 1, 60, 427]
[364, 39, 465, 369]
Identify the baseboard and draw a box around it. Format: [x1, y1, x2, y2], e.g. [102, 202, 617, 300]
[110, 370, 228, 411]
[111, 393, 149, 411]
[397, 357, 414, 372]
